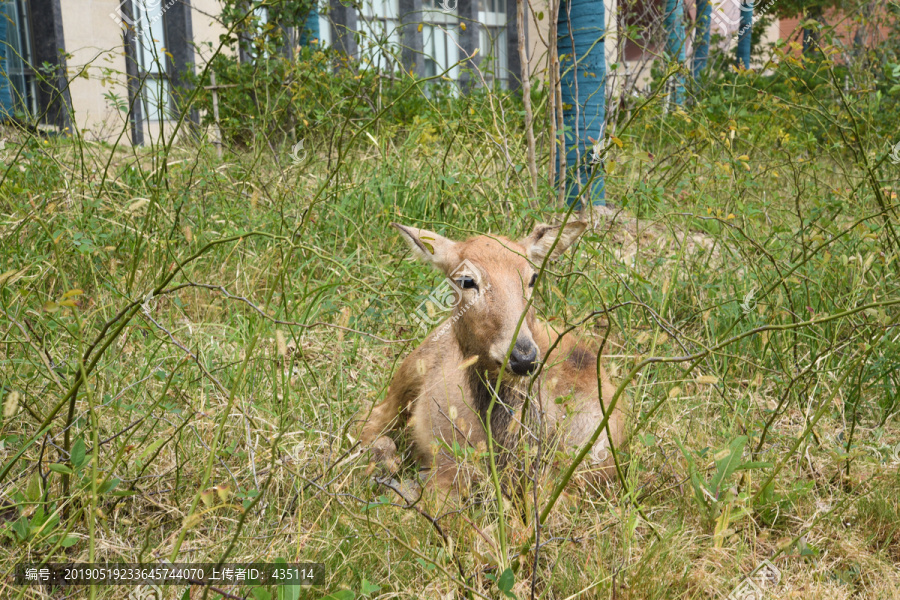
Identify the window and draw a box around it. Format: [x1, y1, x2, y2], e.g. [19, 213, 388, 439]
[249, 6, 270, 60]
[478, 0, 508, 88]
[423, 25, 460, 80]
[317, 0, 331, 47]
[0, 0, 36, 118]
[422, 0, 458, 81]
[133, 0, 171, 122]
[479, 26, 507, 87]
[357, 0, 401, 71]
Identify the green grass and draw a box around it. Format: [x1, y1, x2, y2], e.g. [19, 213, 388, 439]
[2, 45, 900, 600]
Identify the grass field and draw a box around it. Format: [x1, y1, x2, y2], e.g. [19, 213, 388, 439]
[2, 45, 900, 600]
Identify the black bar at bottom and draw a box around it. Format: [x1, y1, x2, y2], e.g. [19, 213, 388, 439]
[14, 563, 325, 586]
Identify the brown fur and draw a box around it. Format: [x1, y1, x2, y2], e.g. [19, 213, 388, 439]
[359, 222, 627, 495]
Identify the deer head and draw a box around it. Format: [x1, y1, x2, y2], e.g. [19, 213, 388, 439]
[394, 221, 587, 377]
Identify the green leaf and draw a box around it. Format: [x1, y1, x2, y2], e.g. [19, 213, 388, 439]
[98, 478, 120, 494]
[415, 558, 436, 571]
[137, 438, 167, 464]
[12, 517, 28, 540]
[25, 472, 42, 502]
[251, 588, 272, 600]
[710, 436, 749, 496]
[60, 535, 79, 548]
[49, 463, 73, 475]
[362, 495, 391, 512]
[279, 583, 301, 600]
[640, 434, 657, 447]
[800, 542, 820, 557]
[675, 437, 711, 511]
[360, 578, 381, 596]
[31, 505, 45, 527]
[498, 567, 516, 598]
[71, 439, 86, 469]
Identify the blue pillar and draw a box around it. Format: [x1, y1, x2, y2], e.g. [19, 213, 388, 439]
[299, 4, 320, 46]
[736, 3, 752, 68]
[557, 0, 605, 207]
[692, 0, 711, 79]
[664, 0, 685, 104]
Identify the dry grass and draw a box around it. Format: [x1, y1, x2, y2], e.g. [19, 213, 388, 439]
[2, 66, 900, 600]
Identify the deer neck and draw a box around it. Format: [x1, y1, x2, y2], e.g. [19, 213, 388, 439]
[466, 365, 529, 444]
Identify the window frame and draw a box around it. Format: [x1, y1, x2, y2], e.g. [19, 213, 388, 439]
[478, 0, 509, 88]
[132, 0, 172, 124]
[1, 0, 37, 118]
[422, 0, 459, 81]
[357, 0, 402, 72]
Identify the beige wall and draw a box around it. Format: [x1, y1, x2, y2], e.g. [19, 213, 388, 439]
[60, 0, 784, 145]
[525, 1, 550, 81]
[60, 0, 129, 142]
[60, 0, 226, 144]
[188, 0, 230, 68]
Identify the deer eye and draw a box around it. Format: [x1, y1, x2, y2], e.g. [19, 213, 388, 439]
[529, 274, 538, 287]
[457, 276, 478, 290]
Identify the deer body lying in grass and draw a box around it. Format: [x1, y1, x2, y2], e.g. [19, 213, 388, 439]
[360, 221, 626, 495]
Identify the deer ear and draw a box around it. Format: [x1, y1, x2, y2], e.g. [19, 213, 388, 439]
[392, 223, 460, 273]
[521, 221, 587, 263]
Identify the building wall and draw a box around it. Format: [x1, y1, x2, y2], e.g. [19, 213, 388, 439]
[53, 0, 821, 146]
[60, 0, 226, 144]
[190, 0, 230, 62]
[60, 0, 530, 144]
[523, 0, 550, 80]
[523, 2, 542, 77]
[779, 16, 800, 44]
[779, 8, 894, 56]
[59, 0, 129, 141]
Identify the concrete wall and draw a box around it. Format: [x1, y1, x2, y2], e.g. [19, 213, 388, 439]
[56, 0, 814, 146]
[524, 0, 550, 81]
[60, 0, 226, 144]
[60, 0, 129, 141]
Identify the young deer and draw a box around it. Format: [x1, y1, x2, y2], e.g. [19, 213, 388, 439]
[360, 221, 626, 494]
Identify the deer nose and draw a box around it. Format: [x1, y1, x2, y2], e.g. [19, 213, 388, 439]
[509, 338, 538, 376]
